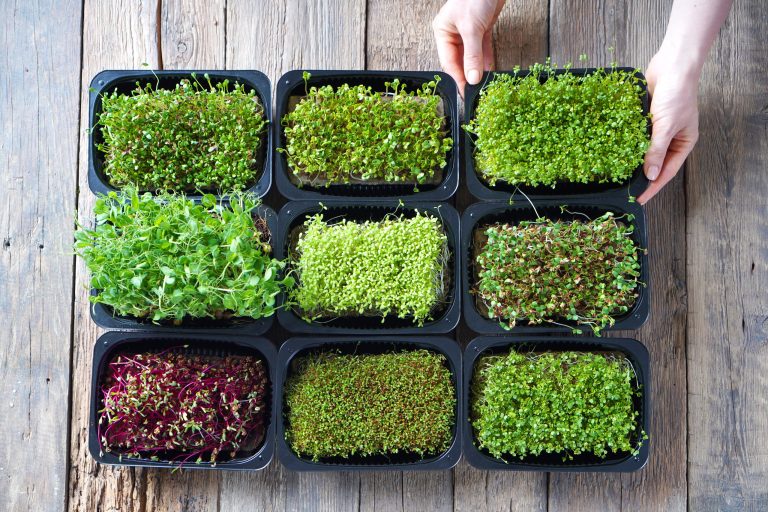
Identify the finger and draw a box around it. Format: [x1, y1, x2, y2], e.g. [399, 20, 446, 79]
[434, 28, 467, 95]
[637, 139, 692, 204]
[482, 30, 494, 71]
[643, 121, 675, 181]
[459, 24, 485, 85]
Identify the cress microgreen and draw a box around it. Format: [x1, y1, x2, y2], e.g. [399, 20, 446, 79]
[285, 350, 455, 460]
[290, 212, 449, 325]
[74, 188, 292, 323]
[472, 350, 643, 460]
[280, 74, 452, 187]
[465, 61, 650, 187]
[96, 74, 267, 192]
[475, 212, 642, 334]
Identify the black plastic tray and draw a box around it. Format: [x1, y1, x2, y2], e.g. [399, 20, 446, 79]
[463, 335, 650, 472]
[274, 70, 459, 201]
[461, 199, 649, 334]
[276, 200, 461, 334]
[464, 67, 650, 202]
[88, 69, 272, 199]
[276, 336, 462, 471]
[90, 204, 279, 334]
[89, 331, 277, 470]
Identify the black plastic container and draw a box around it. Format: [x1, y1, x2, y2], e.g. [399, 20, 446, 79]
[463, 335, 650, 472]
[464, 67, 650, 202]
[90, 204, 279, 334]
[276, 200, 461, 334]
[274, 70, 460, 201]
[89, 331, 277, 470]
[276, 336, 462, 471]
[88, 69, 272, 199]
[461, 199, 649, 334]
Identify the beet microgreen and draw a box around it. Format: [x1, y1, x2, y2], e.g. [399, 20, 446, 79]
[285, 350, 455, 460]
[74, 188, 292, 323]
[472, 350, 643, 460]
[96, 74, 267, 192]
[99, 350, 268, 467]
[280, 74, 452, 187]
[465, 61, 650, 187]
[290, 212, 449, 325]
[475, 212, 641, 334]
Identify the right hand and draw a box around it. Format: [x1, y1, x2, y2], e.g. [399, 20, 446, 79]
[432, 0, 506, 96]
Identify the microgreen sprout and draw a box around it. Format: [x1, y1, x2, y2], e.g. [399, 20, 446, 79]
[472, 349, 644, 460]
[74, 188, 293, 323]
[290, 212, 449, 325]
[285, 350, 455, 460]
[474, 212, 642, 334]
[280, 74, 452, 187]
[99, 350, 268, 468]
[96, 74, 267, 192]
[465, 61, 650, 187]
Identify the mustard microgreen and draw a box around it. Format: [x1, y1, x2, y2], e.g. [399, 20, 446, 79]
[99, 351, 268, 467]
[280, 74, 452, 187]
[472, 350, 643, 460]
[466, 61, 650, 187]
[475, 212, 641, 334]
[96, 74, 267, 192]
[285, 350, 455, 460]
[290, 212, 449, 324]
[74, 188, 292, 322]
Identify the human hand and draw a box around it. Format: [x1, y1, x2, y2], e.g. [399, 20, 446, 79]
[637, 52, 701, 205]
[432, 0, 506, 96]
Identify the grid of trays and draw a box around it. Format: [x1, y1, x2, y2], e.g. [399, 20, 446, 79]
[85, 68, 652, 472]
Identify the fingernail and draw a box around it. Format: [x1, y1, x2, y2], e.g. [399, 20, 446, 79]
[647, 165, 659, 181]
[467, 69, 481, 85]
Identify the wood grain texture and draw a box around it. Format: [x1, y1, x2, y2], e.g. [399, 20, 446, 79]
[687, 0, 768, 510]
[0, 1, 82, 511]
[227, 0, 366, 82]
[162, 0, 226, 69]
[548, 1, 687, 511]
[68, 2, 225, 511]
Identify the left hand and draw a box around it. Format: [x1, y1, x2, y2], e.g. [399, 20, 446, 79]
[637, 52, 701, 205]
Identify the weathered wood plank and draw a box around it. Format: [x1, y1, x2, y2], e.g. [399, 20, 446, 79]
[68, 2, 226, 511]
[0, 1, 82, 511]
[455, 2, 549, 511]
[227, 0, 366, 83]
[548, 1, 687, 511]
[687, 0, 768, 509]
[162, 0, 226, 69]
[223, 2, 366, 509]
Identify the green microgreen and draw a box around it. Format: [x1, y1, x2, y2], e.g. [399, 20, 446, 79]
[285, 349, 455, 460]
[290, 212, 449, 325]
[74, 188, 293, 323]
[472, 350, 643, 460]
[475, 212, 642, 334]
[280, 73, 452, 187]
[96, 74, 267, 192]
[465, 61, 650, 187]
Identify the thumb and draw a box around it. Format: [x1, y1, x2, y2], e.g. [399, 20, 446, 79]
[460, 25, 485, 85]
[644, 123, 674, 181]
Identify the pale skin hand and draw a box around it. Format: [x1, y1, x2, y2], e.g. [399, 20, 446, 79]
[433, 0, 733, 204]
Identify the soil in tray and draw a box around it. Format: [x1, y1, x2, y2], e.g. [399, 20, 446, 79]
[282, 91, 449, 189]
[286, 214, 453, 325]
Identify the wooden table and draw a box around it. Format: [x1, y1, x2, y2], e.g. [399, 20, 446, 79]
[2, 1, 766, 511]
